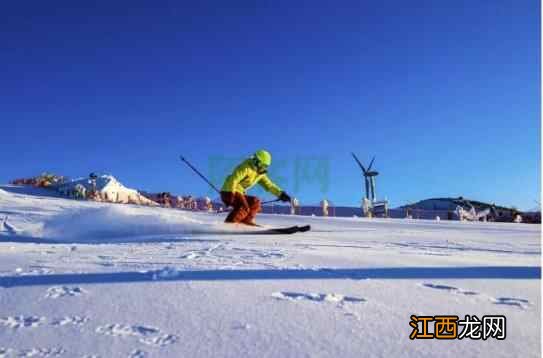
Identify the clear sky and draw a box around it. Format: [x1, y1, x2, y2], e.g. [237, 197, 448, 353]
[1, 1, 540, 210]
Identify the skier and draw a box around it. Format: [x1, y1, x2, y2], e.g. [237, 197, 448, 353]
[221, 150, 291, 226]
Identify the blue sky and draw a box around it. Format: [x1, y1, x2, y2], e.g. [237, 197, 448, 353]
[1, 1, 540, 209]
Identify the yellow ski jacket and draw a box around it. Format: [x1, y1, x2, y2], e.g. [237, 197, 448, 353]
[221, 159, 282, 196]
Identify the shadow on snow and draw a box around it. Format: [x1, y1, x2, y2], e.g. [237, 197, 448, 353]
[0, 234, 221, 244]
[0, 266, 539, 288]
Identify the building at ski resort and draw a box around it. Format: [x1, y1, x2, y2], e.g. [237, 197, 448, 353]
[399, 197, 520, 222]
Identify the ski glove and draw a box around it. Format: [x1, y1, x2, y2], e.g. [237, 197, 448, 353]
[279, 192, 292, 203]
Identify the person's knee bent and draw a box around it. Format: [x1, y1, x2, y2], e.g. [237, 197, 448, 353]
[248, 196, 261, 212]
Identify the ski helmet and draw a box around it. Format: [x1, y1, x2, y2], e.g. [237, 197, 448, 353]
[254, 150, 272, 166]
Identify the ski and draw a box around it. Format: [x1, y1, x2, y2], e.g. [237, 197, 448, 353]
[218, 223, 311, 235]
[257, 225, 311, 235]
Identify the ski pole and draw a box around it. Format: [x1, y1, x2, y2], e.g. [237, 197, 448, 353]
[262, 198, 282, 205]
[179, 156, 221, 194]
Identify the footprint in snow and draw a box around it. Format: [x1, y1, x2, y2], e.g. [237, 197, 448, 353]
[95, 324, 159, 337]
[15, 267, 54, 276]
[421, 283, 478, 295]
[139, 334, 178, 347]
[272, 291, 366, 304]
[50, 316, 90, 327]
[128, 350, 147, 358]
[151, 267, 181, 280]
[421, 283, 530, 309]
[493, 297, 530, 309]
[0, 315, 46, 329]
[232, 322, 251, 330]
[0, 347, 14, 357]
[95, 324, 178, 347]
[45, 286, 87, 299]
[0, 346, 65, 357]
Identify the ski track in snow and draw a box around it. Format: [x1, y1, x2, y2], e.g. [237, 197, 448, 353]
[176, 243, 287, 268]
[77, 242, 288, 271]
[388, 241, 540, 256]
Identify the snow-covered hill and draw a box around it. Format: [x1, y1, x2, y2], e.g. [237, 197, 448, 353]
[0, 186, 540, 357]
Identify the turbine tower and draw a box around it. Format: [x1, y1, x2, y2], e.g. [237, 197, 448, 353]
[351, 153, 379, 202]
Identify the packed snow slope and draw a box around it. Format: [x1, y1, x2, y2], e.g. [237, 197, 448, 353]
[0, 185, 540, 357]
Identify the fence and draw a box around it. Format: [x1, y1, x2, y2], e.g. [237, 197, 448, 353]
[260, 205, 456, 220]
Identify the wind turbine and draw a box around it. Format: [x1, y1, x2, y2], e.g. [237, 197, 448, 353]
[351, 153, 379, 202]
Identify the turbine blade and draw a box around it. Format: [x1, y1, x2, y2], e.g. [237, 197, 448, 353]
[351, 153, 367, 173]
[368, 156, 375, 171]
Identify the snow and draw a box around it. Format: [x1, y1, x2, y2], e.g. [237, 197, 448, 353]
[56, 175, 157, 206]
[0, 185, 540, 357]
